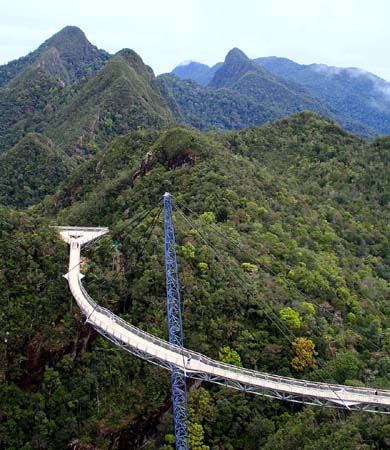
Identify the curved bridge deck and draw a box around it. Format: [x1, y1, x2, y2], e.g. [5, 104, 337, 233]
[58, 226, 390, 413]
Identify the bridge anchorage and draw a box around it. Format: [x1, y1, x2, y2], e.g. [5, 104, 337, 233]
[57, 197, 390, 446]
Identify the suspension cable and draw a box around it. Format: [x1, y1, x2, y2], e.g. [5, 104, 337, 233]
[66, 199, 161, 276]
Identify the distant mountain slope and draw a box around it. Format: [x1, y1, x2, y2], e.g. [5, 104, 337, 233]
[163, 49, 351, 133]
[172, 61, 222, 85]
[46, 49, 174, 155]
[255, 56, 390, 135]
[0, 26, 110, 87]
[0, 133, 71, 207]
[157, 74, 276, 130]
[0, 62, 66, 152]
[170, 50, 385, 138]
[208, 48, 330, 118]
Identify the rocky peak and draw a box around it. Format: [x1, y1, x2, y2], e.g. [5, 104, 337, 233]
[209, 47, 257, 88]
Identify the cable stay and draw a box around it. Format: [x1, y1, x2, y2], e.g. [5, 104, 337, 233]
[56, 199, 390, 416]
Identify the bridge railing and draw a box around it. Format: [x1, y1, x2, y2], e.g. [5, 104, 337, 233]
[57, 226, 110, 232]
[75, 277, 390, 399]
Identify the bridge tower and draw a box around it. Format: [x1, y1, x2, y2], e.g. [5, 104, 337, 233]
[163, 193, 190, 450]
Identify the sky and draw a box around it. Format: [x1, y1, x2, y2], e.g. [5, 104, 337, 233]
[1, 0, 390, 80]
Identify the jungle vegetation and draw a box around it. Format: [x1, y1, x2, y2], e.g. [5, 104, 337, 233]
[0, 112, 389, 449]
[0, 26, 389, 450]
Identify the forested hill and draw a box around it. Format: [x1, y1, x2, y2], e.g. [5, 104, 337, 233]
[1, 112, 389, 449]
[0, 27, 173, 158]
[0, 133, 72, 207]
[44, 49, 174, 156]
[163, 47, 338, 136]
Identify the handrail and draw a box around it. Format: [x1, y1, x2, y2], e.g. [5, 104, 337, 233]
[77, 275, 390, 399]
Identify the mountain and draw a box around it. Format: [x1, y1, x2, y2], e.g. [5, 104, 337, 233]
[0, 61, 66, 152]
[172, 61, 222, 85]
[1, 27, 389, 449]
[170, 50, 389, 138]
[0, 26, 111, 153]
[0, 28, 173, 156]
[1, 28, 387, 161]
[254, 56, 390, 135]
[0, 26, 110, 87]
[208, 48, 330, 117]
[0, 133, 71, 207]
[162, 48, 340, 133]
[46, 49, 174, 156]
[2, 114, 389, 449]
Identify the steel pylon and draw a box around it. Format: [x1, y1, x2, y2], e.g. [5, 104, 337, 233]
[163, 192, 189, 450]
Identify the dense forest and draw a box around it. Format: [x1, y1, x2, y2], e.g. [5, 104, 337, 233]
[1, 112, 389, 449]
[0, 26, 389, 450]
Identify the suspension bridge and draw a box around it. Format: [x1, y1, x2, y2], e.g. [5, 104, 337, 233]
[57, 193, 390, 449]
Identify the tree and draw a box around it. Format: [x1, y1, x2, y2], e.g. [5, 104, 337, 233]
[279, 307, 302, 330]
[218, 346, 242, 367]
[188, 422, 210, 450]
[291, 337, 316, 371]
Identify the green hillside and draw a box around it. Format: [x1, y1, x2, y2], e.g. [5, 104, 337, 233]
[0, 62, 66, 152]
[46, 49, 174, 156]
[0, 26, 110, 153]
[157, 74, 276, 130]
[170, 50, 379, 139]
[0, 27, 175, 158]
[164, 49, 375, 138]
[201, 48, 330, 117]
[1, 114, 389, 449]
[0, 26, 384, 165]
[0, 133, 71, 207]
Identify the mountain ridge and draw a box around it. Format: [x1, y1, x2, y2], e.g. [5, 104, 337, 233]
[45, 49, 174, 156]
[171, 50, 390, 137]
[0, 29, 174, 156]
[255, 56, 390, 135]
[0, 26, 387, 163]
[164, 48, 340, 134]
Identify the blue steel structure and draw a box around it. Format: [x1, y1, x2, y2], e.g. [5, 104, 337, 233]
[163, 193, 190, 450]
